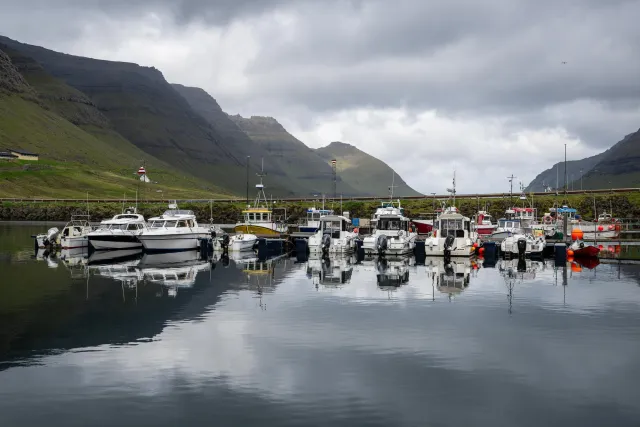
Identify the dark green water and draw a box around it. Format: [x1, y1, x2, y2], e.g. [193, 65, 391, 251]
[1, 224, 640, 426]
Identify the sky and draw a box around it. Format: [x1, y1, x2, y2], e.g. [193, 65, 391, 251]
[1, 0, 639, 194]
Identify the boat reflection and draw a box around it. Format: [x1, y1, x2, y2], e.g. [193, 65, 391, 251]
[498, 258, 545, 281]
[424, 256, 471, 296]
[307, 253, 354, 288]
[373, 255, 412, 289]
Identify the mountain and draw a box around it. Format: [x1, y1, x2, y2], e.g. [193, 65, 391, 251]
[315, 141, 422, 197]
[0, 44, 229, 198]
[526, 128, 640, 191]
[0, 35, 271, 196]
[171, 85, 328, 196]
[228, 114, 361, 196]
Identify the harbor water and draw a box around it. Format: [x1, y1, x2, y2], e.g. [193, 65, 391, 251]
[1, 224, 640, 426]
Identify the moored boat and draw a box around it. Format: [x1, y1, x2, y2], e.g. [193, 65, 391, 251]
[137, 204, 211, 251]
[88, 209, 147, 250]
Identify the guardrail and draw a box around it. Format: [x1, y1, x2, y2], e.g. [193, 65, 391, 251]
[1, 187, 639, 204]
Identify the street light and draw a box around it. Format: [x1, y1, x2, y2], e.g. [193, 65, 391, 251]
[430, 192, 436, 212]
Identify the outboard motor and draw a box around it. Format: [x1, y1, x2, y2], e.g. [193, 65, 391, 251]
[221, 234, 230, 252]
[321, 233, 331, 255]
[444, 234, 455, 259]
[517, 238, 527, 258]
[376, 234, 388, 255]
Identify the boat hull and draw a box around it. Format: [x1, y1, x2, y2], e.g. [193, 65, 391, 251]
[138, 232, 208, 251]
[89, 235, 142, 250]
[234, 224, 284, 236]
[60, 236, 89, 249]
[230, 236, 258, 251]
[411, 220, 433, 235]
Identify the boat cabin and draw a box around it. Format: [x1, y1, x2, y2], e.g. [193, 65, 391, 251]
[61, 215, 92, 238]
[377, 214, 410, 233]
[497, 218, 522, 231]
[148, 210, 197, 228]
[506, 207, 537, 223]
[242, 208, 274, 223]
[435, 208, 471, 238]
[597, 212, 613, 222]
[319, 215, 352, 238]
[305, 208, 333, 226]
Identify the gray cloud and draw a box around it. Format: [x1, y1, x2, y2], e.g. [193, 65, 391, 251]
[1, 0, 638, 154]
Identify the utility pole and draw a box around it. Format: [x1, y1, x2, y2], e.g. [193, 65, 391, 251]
[507, 174, 516, 207]
[430, 192, 436, 212]
[331, 159, 337, 200]
[246, 156, 250, 207]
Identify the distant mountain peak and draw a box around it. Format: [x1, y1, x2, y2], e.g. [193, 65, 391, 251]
[229, 114, 286, 132]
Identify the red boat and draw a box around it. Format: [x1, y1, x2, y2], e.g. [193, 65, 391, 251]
[569, 240, 600, 257]
[411, 219, 433, 234]
[472, 210, 497, 236]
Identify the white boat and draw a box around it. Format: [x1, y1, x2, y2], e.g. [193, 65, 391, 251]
[500, 233, 545, 258]
[299, 207, 334, 233]
[88, 210, 147, 250]
[34, 226, 60, 249]
[424, 207, 476, 257]
[308, 215, 358, 254]
[138, 252, 210, 296]
[137, 205, 211, 251]
[59, 215, 93, 249]
[229, 233, 258, 251]
[362, 209, 417, 255]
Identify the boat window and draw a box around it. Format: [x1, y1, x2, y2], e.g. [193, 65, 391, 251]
[149, 221, 164, 228]
[247, 213, 255, 221]
[379, 219, 401, 230]
[323, 220, 342, 231]
[177, 220, 188, 228]
[165, 220, 177, 228]
[127, 224, 138, 231]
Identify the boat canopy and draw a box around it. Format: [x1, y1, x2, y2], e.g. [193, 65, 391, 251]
[557, 207, 577, 213]
[161, 209, 194, 217]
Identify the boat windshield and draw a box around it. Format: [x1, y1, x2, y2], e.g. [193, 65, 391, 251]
[379, 218, 402, 230]
[322, 220, 344, 232]
[149, 221, 164, 228]
[441, 218, 464, 237]
[162, 210, 194, 216]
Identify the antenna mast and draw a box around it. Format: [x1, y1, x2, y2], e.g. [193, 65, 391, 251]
[254, 158, 268, 207]
[331, 159, 337, 201]
[507, 174, 516, 206]
[388, 171, 398, 202]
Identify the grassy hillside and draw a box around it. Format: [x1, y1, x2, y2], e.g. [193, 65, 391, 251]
[0, 45, 231, 198]
[527, 128, 640, 191]
[0, 36, 284, 196]
[315, 141, 422, 197]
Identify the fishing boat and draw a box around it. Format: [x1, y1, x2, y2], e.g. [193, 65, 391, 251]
[424, 206, 475, 256]
[362, 209, 417, 255]
[34, 215, 94, 249]
[229, 233, 258, 251]
[308, 215, 358, 254]
[569, 240, 600, 257]
[299, 207, 334, 233]
[137, 203, 211, 251]
[424, 173, 476, 257]
[234, 159, 288, 236]
[500, 233, 545, 258]
[472, 210, 497, 236]
[87, 209, 147, 250]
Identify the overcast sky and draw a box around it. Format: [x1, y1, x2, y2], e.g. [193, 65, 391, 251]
[1, 0, 639, 194]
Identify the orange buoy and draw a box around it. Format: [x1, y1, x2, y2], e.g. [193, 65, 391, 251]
[567, 249, 574, 257]
[571, 262, 582, 273]
[478, 247, 485, 255]
[608, 225, 614, 231]
[608, 245, 614, 252]
[472, 242, 478, 248]
[571, 229, 583, 241]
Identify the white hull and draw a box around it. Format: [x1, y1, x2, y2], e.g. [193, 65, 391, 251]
[423, 237, 473, 257]
[90, 239, 142, 250]
[61, 236, 89, 249]
[230, 236, 258, 251]
[138, 232, 209, 251]
[362, 236, 416, 255]
[500, 236, 545, 257]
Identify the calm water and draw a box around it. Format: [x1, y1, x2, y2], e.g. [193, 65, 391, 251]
[1, 224, 640, 426]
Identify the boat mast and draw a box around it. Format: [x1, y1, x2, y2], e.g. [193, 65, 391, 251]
[563, 143, 567, 204]
[507, 174, 515, 207]
[254, 157, 268, 208]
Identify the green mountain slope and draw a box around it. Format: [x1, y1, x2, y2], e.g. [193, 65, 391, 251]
[228, 114, 360, 196]
[0, 46, 229, 198]
[526, 128, 640, 191]
[315, 141, 422, 197]
[0, 36, 270, 196]
[171, 84, 306, 196]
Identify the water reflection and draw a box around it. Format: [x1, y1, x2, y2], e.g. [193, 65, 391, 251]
[2, 225, 640, 426]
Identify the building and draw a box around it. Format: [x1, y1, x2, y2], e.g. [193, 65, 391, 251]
[8, 148, 39, 161]
[0, 151, 18, 160]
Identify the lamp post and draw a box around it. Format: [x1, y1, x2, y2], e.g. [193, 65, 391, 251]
[430, 192, 436, 212]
